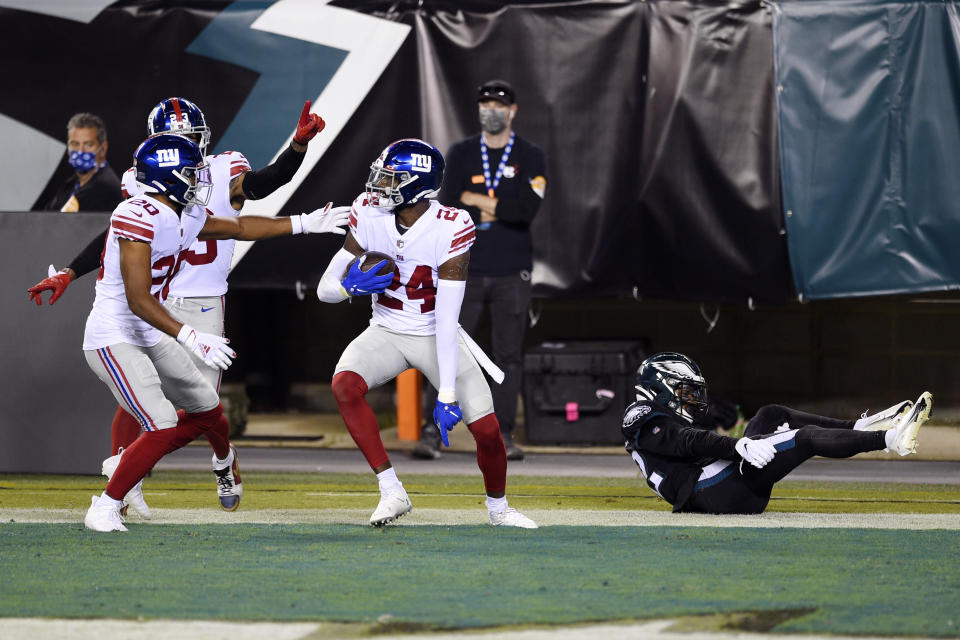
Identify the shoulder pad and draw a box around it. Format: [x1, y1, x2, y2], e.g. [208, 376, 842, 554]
[622, 401, 656, 429]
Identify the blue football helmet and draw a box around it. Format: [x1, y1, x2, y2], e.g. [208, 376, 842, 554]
[365, 138, 444, 211]
[133, 133, 212, 207]
[147, 97, 211, 155]
[635, 352, 709, 423]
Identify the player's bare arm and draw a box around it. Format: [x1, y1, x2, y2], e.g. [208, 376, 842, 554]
[438, 250, 470, 281]
[198, 203, 349, 241]
[118, 239, 183, 338]
[198, 213, 295, 241]
[343, 231, 365, 257]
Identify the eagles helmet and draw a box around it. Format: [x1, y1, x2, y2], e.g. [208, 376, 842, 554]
[133, 133, 212, 207]
[635, 352, 709, 423]
[365, 138, 444, 211]
[147, 97, 211, 155]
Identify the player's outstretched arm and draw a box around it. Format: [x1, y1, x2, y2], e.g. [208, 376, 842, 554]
[27, 228, 108, 305]
[198, 203, 349, 241]
[229, 100, 326, 209]
[119, 239, 235, 370]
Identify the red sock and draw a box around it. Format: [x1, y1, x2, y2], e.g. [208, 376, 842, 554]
[468, 414, 507, 495]
[106, 404, 224, 500]
[178, 408, 231, 459]
[332, 371, 388, 470]
[111, 406, 142, 455]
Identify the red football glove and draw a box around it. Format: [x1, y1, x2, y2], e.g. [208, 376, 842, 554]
[293, 100, 325, 145]
[28, 265, 72, 306]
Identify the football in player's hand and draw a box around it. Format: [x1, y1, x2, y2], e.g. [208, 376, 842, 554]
[343, 251, 396, 279]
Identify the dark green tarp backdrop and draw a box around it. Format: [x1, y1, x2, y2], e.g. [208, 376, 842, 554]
[774, 0, 960, 299]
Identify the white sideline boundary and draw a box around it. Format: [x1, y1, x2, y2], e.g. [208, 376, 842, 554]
[3, 507, 959, 529]
[0, 618, 941, 640]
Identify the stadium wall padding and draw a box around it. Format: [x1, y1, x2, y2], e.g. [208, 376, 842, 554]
[0, 213, 116, 474]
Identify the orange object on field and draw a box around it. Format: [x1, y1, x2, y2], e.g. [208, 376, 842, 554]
[396, 369, 422, 441]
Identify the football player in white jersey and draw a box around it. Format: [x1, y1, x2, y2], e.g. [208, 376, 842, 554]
[83, 133, 347, 532]
[316, 138, 537, 529]
[29, 97, 326, 514]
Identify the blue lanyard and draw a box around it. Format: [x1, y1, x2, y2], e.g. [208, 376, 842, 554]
[480, 131, 515, 198]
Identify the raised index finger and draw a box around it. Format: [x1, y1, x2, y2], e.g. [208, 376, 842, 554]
[298, 100, 312, 127]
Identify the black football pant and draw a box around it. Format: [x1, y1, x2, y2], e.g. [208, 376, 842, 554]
[423, 273, 531, 439]
[685, 405, 887, 514]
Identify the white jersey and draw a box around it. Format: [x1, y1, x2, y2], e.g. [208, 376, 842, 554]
[348, 194, 475, 336]
[82, 195, 208, 350]
[120, 150, 250, 298]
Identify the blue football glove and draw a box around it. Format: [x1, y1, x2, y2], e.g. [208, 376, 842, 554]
[340, 259, 393, 296]
[433, 399, 463, 447]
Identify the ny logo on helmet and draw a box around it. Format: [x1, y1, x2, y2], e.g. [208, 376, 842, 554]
[411, 153, 432, 172]
[157, 148, 180, 167]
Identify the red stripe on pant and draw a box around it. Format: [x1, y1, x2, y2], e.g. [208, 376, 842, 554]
[331, 371, 389, 470]
[467, 413, 507, 496]
[105, 403, 224, 500]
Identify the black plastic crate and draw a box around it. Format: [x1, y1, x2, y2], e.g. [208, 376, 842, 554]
[522, 341, 647, 445]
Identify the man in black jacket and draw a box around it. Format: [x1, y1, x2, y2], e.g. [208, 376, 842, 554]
[41, 112, 122, 213]
[413, 79, 547, 461]
[623, 352, 932, 514]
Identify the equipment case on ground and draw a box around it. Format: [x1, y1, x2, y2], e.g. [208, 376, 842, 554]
[522, 340, 648, 445]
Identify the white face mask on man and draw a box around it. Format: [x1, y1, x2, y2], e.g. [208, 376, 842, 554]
[479, 108, 510, 134]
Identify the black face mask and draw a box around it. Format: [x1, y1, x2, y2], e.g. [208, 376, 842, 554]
[479, 108, 509, 134]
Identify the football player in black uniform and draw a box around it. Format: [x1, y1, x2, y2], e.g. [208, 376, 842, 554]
[622, 352, 932, 514]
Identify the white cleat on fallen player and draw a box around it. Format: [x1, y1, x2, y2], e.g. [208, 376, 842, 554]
[84, 495, 128, 532]
[888, 392, 933, 456]
[489, 507, 538, 529]
[101, 451, 151, 519]
[857, 400, 913, 431]
[370, 489, 412, 527]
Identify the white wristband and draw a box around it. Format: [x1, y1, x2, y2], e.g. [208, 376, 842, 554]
[176, 324, 197, 348]
[438, 389, 457, 404]
[291, 214, 305, 235]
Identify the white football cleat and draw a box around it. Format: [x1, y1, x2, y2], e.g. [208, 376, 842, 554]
[369, 490, 412, 527]
[888, 392, 932, 456]
[213, 446, 243, 512]
[858, 400, 913, 431]
[124, 480, 151, 519]
[101, 450, 151, 519]
[489, 507, 538, 529]
[84, 495, 128, 532]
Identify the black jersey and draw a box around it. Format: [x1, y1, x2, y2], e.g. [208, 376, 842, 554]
[621, 399, 739, 512]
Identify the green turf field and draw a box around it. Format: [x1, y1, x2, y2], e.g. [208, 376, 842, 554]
[1, 471, 958, 637]
[1, 524, 957, 636]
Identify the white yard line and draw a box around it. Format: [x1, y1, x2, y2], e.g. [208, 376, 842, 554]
[3, 508, 959, 529]
[0, 618, 940, 640]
